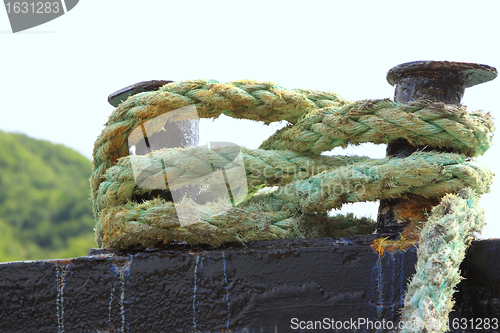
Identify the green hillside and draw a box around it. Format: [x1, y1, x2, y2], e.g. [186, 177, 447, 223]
[0, 131, 96, 262]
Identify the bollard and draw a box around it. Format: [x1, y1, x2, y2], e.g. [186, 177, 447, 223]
[107, 80, 201, 204]
[376, 60, 497, 235]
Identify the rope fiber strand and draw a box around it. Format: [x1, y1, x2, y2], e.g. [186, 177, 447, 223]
[91, 79, 495, 333]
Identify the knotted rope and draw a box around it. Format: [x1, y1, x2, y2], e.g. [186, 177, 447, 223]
[92, 79, 494, 332]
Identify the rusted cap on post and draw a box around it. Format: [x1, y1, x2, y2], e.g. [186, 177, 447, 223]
[387, 61, 497, 87]
[387, 61, 497, 104]
[108, 80, 173, 107]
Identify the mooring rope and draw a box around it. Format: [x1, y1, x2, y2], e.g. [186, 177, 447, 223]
[91, 80, 494, 333]
[94, 150, 491, 248]
[260, 99, 493, 156]
[399, 188, 485, 333]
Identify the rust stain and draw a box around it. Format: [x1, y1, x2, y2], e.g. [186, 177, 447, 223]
[55, 259, 73, 266]
[393, 194, 439, 226]
[373, 194, 440, 257]
[372, 219, 422, 257]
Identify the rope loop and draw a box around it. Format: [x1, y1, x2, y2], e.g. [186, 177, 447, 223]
[91, 80, 494, 249]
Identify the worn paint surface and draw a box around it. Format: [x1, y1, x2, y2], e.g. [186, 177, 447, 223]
[0, 237, 499, 332]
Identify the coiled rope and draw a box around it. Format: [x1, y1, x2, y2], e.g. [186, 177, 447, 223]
[92, 79, 494, 332]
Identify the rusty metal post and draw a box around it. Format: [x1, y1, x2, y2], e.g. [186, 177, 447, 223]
[376, 61, 497, 234]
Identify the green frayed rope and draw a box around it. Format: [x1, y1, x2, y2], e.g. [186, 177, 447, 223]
[91, 80, 493, 209]
[260, 99, 493, 157]
[91, 79, 348, 201]
[94, 147, 371, 213]
[399, 188, 485, 333]
[94, 150, 491, 248]
[91, 79, 493, 247]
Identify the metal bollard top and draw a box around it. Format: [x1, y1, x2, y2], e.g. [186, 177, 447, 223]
[387, 61, 497, 104]
[387, 60, 497, 87]
[108, 80, 173, 107]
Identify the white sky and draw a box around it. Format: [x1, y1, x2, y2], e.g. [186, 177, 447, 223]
[1, 0, 499, 238]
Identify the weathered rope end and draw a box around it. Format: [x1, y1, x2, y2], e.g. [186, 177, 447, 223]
[399, 188, 485, 333]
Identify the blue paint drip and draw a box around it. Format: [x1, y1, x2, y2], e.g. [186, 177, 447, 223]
[192, 254, 199, 330]
[400, 251, 405, 308]
[109, 258, 132, 333]
[377, 256, 383, 320]
[55, 262, 70, 333]
[331, 238, 354, 246]
[368, 261, 378, 321]
[108, 282, 114, 329]
[128, 290, 135, 333]
[222, 251, 230, 329]
[390, 253, 396, 315]
[369, 255, 387, 333]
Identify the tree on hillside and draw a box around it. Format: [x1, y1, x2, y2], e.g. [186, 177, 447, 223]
[0, 131, 96, 262]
